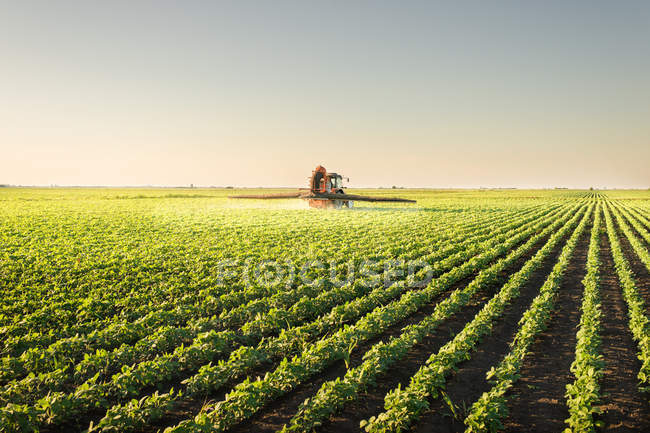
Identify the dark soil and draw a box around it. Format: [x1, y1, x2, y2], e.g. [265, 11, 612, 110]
[222, 223, 544, 433]
[598, 231, 650, 431]
[623, 210, 650, 248]
[27, 203, 650, 433]
[39, 209, 557, 433]
[145, 243, 506, 433]
[498, 219, 591, 432]
[614, 214, 650, 312]
[316, 227, 567, 433]
[405, 225, 579, 433]
[224, 274, 483, 433]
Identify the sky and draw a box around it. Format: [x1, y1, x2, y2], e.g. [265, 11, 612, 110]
[1, 0, 649, 189]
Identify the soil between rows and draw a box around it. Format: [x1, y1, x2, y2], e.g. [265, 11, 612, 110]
[499, 215, 591, 432]
[138, 256, 505, 432]
[223, 273, 485, 433]
[42, 212, 566, 433]
[223, 222, 552, 433]
[405, 221, 578, 433]
[56, 214, 549, 433]
[613, 211, 650, 313]
[596, 229, 650, 432]
[319, 228, 566, 433]
[623, 208, 650, 248]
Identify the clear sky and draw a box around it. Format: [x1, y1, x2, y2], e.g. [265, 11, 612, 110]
[1, 0, 648, 188]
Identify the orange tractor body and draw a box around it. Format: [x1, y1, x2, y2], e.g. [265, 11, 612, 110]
[307, 165, 352, 209]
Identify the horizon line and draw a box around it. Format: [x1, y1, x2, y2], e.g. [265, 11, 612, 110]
[0, 185, 643, 191]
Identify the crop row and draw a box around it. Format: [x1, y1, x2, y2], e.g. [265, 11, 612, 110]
[1, 208, 451, 348]
[0, 203, 564, 403]
[625, 204, 650, 231]
[614, 203, 650, 245]
[94, 200, 581, 433]
[159, 204, 586, 433]
[609, 201, 650, 272]
[461, 203, 594, 433]
[602, 202, 650, 388]
[0, 204, 574, 432]
[563, 202, 603, 433]
[279, 200, 581, 432]
[362, 201, 593, 432]
[0, 204, 552, 382]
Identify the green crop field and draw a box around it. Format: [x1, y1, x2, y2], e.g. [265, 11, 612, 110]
[1, 188, 649, 433]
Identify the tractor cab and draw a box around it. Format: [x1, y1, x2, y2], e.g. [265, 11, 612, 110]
[310, 165, 346, 194]
[327, 173, 344, 192]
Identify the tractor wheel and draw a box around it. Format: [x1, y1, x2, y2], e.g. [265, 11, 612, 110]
[339, 189, 353, 208]
[334, 189, 345, 209]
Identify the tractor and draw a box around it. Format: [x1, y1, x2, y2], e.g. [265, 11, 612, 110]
[230, 165, 416, 209]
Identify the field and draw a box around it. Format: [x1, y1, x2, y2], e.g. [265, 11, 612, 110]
[1, 188, 649, 433]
